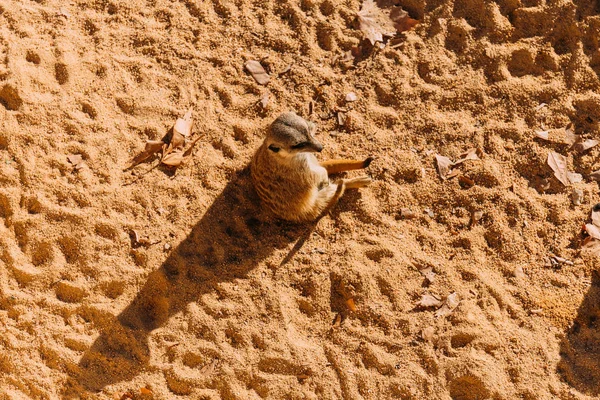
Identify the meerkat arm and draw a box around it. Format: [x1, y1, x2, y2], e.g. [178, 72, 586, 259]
[320, 157, 373, 174]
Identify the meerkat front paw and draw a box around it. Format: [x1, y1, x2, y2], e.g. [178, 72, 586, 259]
[345, 176, 372, 189]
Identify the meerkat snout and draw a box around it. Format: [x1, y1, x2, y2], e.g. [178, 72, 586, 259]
[251, 112, 373, 222]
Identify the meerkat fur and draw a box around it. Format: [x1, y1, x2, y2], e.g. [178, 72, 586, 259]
[251, 112, 372, 222]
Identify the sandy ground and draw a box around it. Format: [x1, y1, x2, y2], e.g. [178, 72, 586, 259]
[1, 0, 600, 398]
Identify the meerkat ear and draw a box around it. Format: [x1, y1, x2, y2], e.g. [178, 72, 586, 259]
[268, 144, 280, 153]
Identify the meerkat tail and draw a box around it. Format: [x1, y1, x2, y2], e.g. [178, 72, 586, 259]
[320, 157, 373, 174]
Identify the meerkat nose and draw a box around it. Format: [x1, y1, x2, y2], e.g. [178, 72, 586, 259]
[311, 142, 323, 152]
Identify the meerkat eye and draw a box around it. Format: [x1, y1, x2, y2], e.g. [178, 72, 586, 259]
[268, 144, 280, 153]
[291, 142, 309, 150]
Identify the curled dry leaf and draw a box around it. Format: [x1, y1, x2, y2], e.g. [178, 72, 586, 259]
[547, 151, 579, 186]
[535, 130, 549, 140]
[534, 125, 578, 144]
[161, 151, 184, 167]
[245, 60, 270, 85]
[127, 109, 196, 171]
[126, 140, 164, 170]
[418, 266, 436, 284]
[418, 293, 443, 308]
[346, 298, 357, 312]
[435, 154, 453, 180]
[458, 175, 475, 188]
[67, 154, 85, 170]
[573, 139, 599, 153]
[140, 387, 152, 395]
[435, 292, 460, 318]
[453, 148, 479, 165]
[357, 0, 417, 45]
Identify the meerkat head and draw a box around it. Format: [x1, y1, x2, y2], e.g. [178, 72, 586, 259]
[265, 112, 323, 157]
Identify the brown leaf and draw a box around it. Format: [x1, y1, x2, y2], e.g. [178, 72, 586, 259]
[260, 93, 269, 109]
[418, 293, 443, 308]
[67, 154, 85, 170]
[435, 154, 454, 180]
[458, 175, 475, 188]
[582, 236, 600, 257]
[337, 111, 348, 127]
[534, 130, 549, 140]
[535, 125, 578, 144]
[126, 140, 164, 169]
[435, 292, 460, 318]
[547, 151, 570, 186]
[586, 224, 600, 240]
[358, 0, 395, 45]
[140, 387, 152, 395]
[346, 298, 357, 312]
[453, 148, 479, 165]
[590, 170, 600, 181]
[161, 151, 184, 167]
[593, 209, 600, 228]
[419, 266, 436, 284]
[245, 60, 270, 85]
[565, 123, 577, 145]
[357, 0, 416, 45]
[573, 139, 599, 152]
[391, 7, 419, 32]
[332, 313, 342, 328]
[199, 360, 217, 375]
[173, 109, 193, 138]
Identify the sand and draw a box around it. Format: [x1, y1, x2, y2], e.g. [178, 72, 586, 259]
[1, 0, 600, 398]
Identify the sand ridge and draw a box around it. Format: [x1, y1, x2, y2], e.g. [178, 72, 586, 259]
[1, 0, 600, 398]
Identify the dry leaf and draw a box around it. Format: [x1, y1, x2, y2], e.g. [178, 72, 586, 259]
[435, 292, 460, 318]
[358, 0, 395, 45]
[260, 93, 269, 109]
[565, 123, 577, 145]
[140, 387, 152, 395]
[593, 209, 600, 228]
[591, 170, 600, 181]
[418, 293, 443, 308]
[126, 140, 164, 169]
[161, 151, 184, 167]
[458, 175, 475, 188]
[547, 151, 570, 186]
[67, 154, 85, 170]
[573, 139, 599, 152]
[357, 0, 417, 45]
[422, 326, 435, 342]
[245, 60, 270, 85]
[586, 224, 600, 239]
[453, 148, 479, 165]
[346, 298, 357, 312]
[583, 236, 600, 257]
[332, 313, 342, 328]
[567, 172, 583, 184]
[535, 125, 578, 144]
[418, 266, 436, 284]
[199, 360, 217, 375]
[435, 154, 454, 180]
[391, 7, 419, 32]
[535, 130, 549, 140]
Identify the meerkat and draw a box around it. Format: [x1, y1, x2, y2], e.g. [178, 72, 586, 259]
[251, 112, 373, 222]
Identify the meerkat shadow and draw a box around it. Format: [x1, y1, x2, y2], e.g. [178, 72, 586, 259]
[558, 270, 600, 395]
[64, 166, 312, 395]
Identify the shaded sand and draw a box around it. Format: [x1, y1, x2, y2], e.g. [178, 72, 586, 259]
[1, 0, 600, 398]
